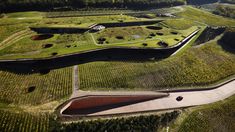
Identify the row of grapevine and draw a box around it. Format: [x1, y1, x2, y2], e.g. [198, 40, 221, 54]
[178, 94, 235, 132]
[0, 67, 72, 105]
[52, 111, 180, 132]
[46, 9, 134, 18]
[0, 110, 49, 132]
[78, 40, 235, 91]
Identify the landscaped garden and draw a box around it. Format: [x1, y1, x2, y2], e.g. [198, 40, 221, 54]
[0, 3, 235, 131]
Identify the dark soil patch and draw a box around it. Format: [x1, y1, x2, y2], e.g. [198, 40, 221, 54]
[142, 43, 148, 46]
[31, 34, 54, 40]
[97, 37, 106, 44]
[116, 36, 124, 40]
[66, 45, 71, 48]
[149, 33, 156, 37]
[158, 41, 169, 47]
[42, 44, 53, 49]
[171, 31, 178, 35]
[51, 52, 58, 56]
[146, 26, 162, 30]
[97, 37, 106, 42]
[27, 86, 36, 93]
[156, 33, 164, 36]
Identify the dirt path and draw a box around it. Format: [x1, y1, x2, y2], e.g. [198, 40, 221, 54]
[70, 65, 79, 98]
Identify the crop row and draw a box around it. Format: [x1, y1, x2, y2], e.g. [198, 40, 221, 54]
[0, 110, 49, 132]
[78, 40, 235, 91]
[0, 67, 72, 105]
[178, 94, 235, 132]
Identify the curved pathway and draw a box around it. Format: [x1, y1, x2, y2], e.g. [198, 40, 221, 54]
[73, 79, 235, 116]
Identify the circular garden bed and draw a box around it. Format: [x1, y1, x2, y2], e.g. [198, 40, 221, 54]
[156, 32, 164, 36]
[51, 52, 58, 56]
[97, 37, 106, 44]
[171, 31, 178, 35]
[42, 44, 53, 49]
[27, 86, 36, 93]
[31, 34, 54, 41]
[158, 41, 169, 48]
[146, 26, 162, 30]
[116, 36, 125, 40]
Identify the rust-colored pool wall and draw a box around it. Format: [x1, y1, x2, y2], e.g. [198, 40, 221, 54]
[61, 95, 165, 116]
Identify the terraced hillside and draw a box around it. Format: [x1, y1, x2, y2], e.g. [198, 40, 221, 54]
[79, 29, 235, 90]
[0, 4, 234, 132]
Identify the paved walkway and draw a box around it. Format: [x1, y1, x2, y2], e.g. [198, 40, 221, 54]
[86, 79, 235, 116]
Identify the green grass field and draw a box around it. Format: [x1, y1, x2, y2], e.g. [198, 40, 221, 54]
[0, 5, 235, 131]
[92, 26, 198, 48]
[0, 6, 234, 60]
[176, 6, 235, 27]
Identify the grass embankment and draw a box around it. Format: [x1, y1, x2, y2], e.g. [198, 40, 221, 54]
[176, 6, 235, 27]
[78, 33, 235, 91]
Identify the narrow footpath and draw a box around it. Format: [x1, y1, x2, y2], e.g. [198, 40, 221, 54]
[70, 65, 79, 98]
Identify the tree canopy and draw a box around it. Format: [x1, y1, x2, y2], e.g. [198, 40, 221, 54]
[0, 0, 186, 12]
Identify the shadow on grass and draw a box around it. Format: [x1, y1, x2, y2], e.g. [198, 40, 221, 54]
[0, 48, 176, 74]
[218, 31, 235, 54]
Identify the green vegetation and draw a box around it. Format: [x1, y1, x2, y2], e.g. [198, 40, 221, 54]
[0, 109, 49, 132]
[92, 26, 197, 47]
[79, 31, 235, 91]
[0, 6, 234, 60]
[0, 67, 72, 105]
[161, 18, 199, 29]
[51, 111, 179, 132]
[176, 6, 235, 26]
[213, 4, 235, 18]
[0, 5, 235, 131]
[0, 0, 186, 12]
[177, 94, 235, 132]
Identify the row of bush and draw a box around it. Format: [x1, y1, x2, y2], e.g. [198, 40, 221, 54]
[50, 111, 180, 132]
[0, 0, 185, 12]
